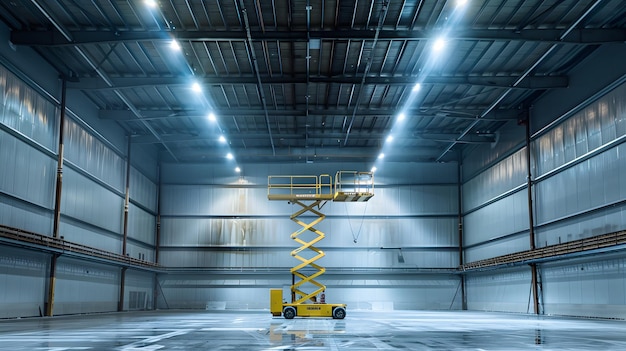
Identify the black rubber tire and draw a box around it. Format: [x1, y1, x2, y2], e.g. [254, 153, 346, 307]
[283, 306, 296, 319]
[332, 307, 346, 319]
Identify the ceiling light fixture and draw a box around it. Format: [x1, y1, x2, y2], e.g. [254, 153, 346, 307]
[398, 113, 406, 121]
[456, 0, 468, 7]
[412, 83, 421, 92]
[219, 135, 226, 143]
[235, 167, 241, 173]
[145, 0, 158, 8]
[208, 112, 216, 122]
[226, 153, 234, 160]
[433, 37, 447, 52]
[191, 82, 202, 93]
[371, 166, 377, 173]
[170, 39, 181, 51]
[386, 135, 394, 143]
[378, 153, 385, 159]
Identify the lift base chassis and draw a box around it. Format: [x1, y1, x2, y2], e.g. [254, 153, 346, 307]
[272, 303, 347, 319]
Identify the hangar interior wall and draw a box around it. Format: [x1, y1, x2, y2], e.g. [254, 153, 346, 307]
[156, 162, 462, 311]
[462, 44, 626, 318]
[0, 55, 156, 317]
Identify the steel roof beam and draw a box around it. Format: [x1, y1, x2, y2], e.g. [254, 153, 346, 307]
[99, 107, 520, 121]
[157, 146, 452, 163]
[69, 75, 568, 90]
[11, 28, 626, 46]
[130, 131, 495, 145]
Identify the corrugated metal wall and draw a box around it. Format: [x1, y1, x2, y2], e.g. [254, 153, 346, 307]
[158, 162, 462, 310]
[0, 246, 48, 318]
[0, 58, 158, 317]
[463, 77, 626, 317]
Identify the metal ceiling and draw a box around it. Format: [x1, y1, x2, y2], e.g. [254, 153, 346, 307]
[1, 0, 625, 164]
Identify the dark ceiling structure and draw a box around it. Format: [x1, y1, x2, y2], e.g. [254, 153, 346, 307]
[1, 0, 625, 165]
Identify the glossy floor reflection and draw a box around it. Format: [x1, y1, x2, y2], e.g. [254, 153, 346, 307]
[0, 310, 625, 350]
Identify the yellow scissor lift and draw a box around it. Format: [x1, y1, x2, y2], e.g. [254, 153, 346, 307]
[268, 171, 374, 319]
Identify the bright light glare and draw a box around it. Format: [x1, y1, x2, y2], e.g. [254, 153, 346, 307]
[378, 153, 385, 159]
[398, 113, 406, 121]
[170, 39, 181, 51]
[191, 82, 202, 93]
[412, 83, 421, 92]
[235, 167, 241, 173]
[145, 0, 157, 8]
[433, 37, 446, 52]
[226, 153, 234, 160]
[386, 135, 394, 143]
[456, 0, 468, 7]
[218, 135, 226, 143]
[371, 166, 377, 173]
[208, 112, 216, 122]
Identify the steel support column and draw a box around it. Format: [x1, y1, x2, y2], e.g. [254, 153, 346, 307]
[457, 162, 467, 310]
[524, 110, 541, 315]
[153, 163, 162, 310]
[45, 254, 58, 316]
[119, 136, 131, 312]
[122, 136, 131, 257]
[118, 267, 127, 312]
[47, 76, 67, 317]
[52, 77, 67, 240]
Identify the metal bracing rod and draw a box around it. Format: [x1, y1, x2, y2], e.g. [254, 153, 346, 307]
[435, 0, 605, 162]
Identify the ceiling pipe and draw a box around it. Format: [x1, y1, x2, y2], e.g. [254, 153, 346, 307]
[238, 0, 276, 156]
[29, 0, 179, 162]
[435, 0, 605, 162]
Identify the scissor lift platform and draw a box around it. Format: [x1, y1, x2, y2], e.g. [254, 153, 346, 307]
[268, 171, 374, 319]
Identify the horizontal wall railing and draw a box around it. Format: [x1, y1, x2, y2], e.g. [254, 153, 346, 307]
[0, 224, 159, 270]
[3, 223, 626, 274]
[461, 229, 626, 271]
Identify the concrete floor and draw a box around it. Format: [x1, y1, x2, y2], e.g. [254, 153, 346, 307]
[0, 310, 625, 350]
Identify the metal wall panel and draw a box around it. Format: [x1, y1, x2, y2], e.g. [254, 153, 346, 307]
[535, 203, 626, 248]
[463, 148, 527, 212]
[128, 203, 155, 245]
[161, 184, 457, 217]
[124, 269, 154, 310]
[130, 166, 157, 212]
[0, 128, 55, 208]
[536, 82, 626, 176]
[542, 255, 626, 319]
[463, 190, 529, 247]
[0, 196, 52, 234]
[464, 233, 530, 263]
[160, 217, 456, 248]
[158, 273, 461, 310]
[0, 246, 48, 318]
[534, 143, 626, 245]
[466, 267, 533, 313]
[0, 64, 57, 149]
[61, 167, 123, 235]
[59, 221, 121, 253]
[54, 257, 120, 315]
[161, 161, 458, 185]
[64, 118, 125, 192]
[158, 248, 457, 269]
[126, 241, 154, 262]
[461, 121, 526, 181]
